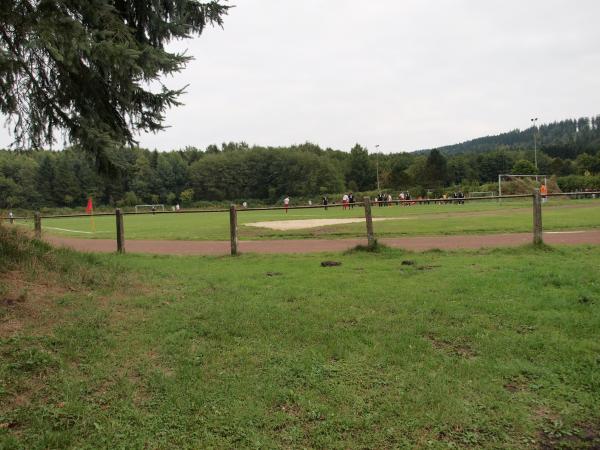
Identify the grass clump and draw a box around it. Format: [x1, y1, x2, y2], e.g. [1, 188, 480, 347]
[0, 225, 124, 290]
[345, 240, 391, 254]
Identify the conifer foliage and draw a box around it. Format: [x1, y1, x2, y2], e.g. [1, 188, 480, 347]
[0, 0, 229, 167]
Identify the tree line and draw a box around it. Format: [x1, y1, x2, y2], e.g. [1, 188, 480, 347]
[1, 116, 600, 209]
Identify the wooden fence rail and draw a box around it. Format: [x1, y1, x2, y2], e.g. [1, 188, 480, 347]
[10, 190, 600, 253]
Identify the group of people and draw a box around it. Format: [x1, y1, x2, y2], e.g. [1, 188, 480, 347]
[282, 189, 472, 212]
[375, 192, 414, 206]
[319, 193, 356, 210]
[372, 191, 467, 206]
[341, 193, 355, 210]
[449, 191, 465, 204]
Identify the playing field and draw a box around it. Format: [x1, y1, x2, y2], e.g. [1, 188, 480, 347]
[16, 197, 600, 241]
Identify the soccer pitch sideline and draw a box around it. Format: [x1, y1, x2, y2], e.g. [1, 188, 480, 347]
[1, 226, 599, 448]
[13, 197, 600, 241]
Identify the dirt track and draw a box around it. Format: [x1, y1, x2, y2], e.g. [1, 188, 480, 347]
[45, 230, 600, 255]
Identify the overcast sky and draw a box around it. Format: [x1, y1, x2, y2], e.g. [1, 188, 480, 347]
[2, 0, 599, 153]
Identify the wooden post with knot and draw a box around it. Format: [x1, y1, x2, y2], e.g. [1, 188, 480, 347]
[363, 197, 376, 249]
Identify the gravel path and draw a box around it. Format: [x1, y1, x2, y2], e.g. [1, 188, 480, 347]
[44, 230, 600, 255]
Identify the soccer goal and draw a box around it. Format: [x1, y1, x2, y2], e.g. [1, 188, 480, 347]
[135, 204, 165, 213]
[498, 174, 548, 198]
[468, 191, 495, 198]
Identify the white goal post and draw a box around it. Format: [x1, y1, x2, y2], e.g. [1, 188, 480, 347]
[135, 204, 165, 213]
[468, 191, 495, 198]
[498, 174, 548, 198]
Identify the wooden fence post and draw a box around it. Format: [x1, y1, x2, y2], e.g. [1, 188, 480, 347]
[229, 204, 238, 256]
[115, 208, 125, 253]
[363, 197, 376, 249]
[34, 212, 42, 239]
[533, 189, 543, 245]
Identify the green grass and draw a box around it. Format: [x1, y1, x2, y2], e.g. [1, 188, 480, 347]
[16, 197, 600, 241]
[1, 231, 599, 448]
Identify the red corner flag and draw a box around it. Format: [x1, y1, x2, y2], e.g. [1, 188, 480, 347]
[86, 198, 93, 214]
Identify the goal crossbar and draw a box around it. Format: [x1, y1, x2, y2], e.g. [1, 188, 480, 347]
[468, 191, 495, 197]
[135, 204, 165, 213]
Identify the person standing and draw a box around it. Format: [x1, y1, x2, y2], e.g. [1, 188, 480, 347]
[8, 211, 14, 224]
[284, 196, 290, 213]
[322, 195, 328, 211]
[348, 192, 355, 209]
[342, 193, 349, 210]
[540, 184, 548, 203]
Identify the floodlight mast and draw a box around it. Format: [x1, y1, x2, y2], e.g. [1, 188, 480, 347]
[531, 118, 539, 171]
[375, 144, 380, 192]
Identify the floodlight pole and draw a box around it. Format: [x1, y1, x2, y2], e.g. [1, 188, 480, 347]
[498, 174, 502, 201]
[531, 117, 538, 173]
[375, 144, 380, 192]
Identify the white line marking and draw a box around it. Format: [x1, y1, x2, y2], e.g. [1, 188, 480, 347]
[43, 226, 94, 234]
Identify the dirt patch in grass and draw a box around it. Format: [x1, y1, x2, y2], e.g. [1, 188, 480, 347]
[504, 373, 535, 393]
[277, 402, 303, 419]
[0, 270, 70, 338]
[516, 324, 537, 334]
[245, 217, 402, 231]
[425, 333, 477, 358]
[533, 407, 600, 449]
[538, 419, 600, 449]
[399, 261, 441, 272]
[0, 269, 146, 339]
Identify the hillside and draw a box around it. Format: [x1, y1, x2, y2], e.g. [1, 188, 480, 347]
[421, 116, 600, 157]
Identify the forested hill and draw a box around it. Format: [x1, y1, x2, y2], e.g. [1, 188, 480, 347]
[421, 116, 600, 158]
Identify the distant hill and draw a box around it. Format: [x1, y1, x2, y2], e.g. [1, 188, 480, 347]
[418, 116, 600, 159]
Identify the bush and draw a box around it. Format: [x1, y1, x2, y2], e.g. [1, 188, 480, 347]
[557, 175, 600, 192]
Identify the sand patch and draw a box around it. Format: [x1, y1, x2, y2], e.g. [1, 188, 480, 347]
[245, 217, 402, 231]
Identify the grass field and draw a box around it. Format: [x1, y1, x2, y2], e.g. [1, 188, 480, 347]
[13, 197, 600, 241]
[1, 227, 599, 448]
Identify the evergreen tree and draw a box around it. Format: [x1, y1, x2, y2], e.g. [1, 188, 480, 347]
[423, 149, 448, 187]
[0, 1, 229, 167]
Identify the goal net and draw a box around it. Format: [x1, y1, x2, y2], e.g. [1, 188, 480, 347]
[135, 204, 165, 213]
